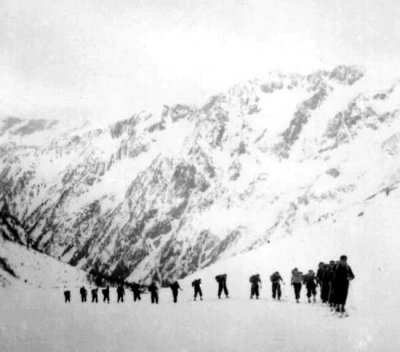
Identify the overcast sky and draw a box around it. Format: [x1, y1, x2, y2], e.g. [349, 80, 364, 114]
[1, 0, 400, 123]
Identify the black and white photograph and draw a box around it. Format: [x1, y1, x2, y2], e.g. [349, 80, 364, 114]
[1, 0, 400, 351]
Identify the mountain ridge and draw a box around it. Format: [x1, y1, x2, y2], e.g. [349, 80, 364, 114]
[1, 65, 400, 284]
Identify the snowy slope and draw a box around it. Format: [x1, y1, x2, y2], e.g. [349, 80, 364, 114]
[1, 184, 399, 351]
[1, 65, 400, 284]
[0, 237, 91, 288]
[0, 287, 383, 352]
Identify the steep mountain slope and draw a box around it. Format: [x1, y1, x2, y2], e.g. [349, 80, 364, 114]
[0, 237, 91, 288]
[1, 185, 399, 352]
[1, 65, 399, 284]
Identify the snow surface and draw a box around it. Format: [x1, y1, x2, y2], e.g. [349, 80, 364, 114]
[0, 238, 90, 289]
[1, 66, 400, 350]
[1, 180, 400, 351]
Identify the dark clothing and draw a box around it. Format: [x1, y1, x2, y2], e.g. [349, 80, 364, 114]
[316, 267, 324, 285]
[332, 264, 355, 305]
[169, 282, 181, 303]
[303, 274, 317, 297]
[303, 274, 317, 288]
[218, 281, 229, 298]
[80, 287, 87, 302]
[327, 264, 337, 306]
[272, 282, 281, 300]
[321, 269, 333, 303]
[192, 280, 203, 300]
[148, 284, 159, 304]
[270, 273, 283, 283]
[151, 291, 159, 304]
[293, 283, 302, 300]
[251, 284, 260, 299]
[64, 291, 71, 303]
[306, 286, 317, 298]
[131, 283, 141, 302]
[102, 287, 110, 303]
[250, 275, 261, 299]
[216, 274, 229, 298]
[91, 289, 98, 303]
[270, 273, 283, 300]
[303, 274, 317, 299]
[194, 286, 203, 300]
[117, 285, 125, 303]
[291, 270, 303, 301]
[321, 282, 331, 303]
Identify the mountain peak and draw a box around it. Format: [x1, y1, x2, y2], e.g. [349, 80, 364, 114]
[1, 66, 399, 283]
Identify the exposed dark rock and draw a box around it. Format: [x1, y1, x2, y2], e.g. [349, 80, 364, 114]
[0, 117, 23, 136]
[12, 119, 48, 136]
[146, 220, 172, 239]
[326, 168, 340, 178]
[0, 257, 18, 278]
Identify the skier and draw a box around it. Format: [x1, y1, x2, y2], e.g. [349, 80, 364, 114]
[91, 288, 98, 303]
[320, 264, 332, 304]
[291, 268, 303, 303]
[270, 271, 284, 300]
[192, 279, 203, 301]
[331, 255, 355, 315]
[64, 290, 71, 303]
[117, 283, 125, 303]
[327, 260, 337, 308]
[303, 270, 318, 303]
[131, 282, 142, 302]
[102, 286, 110, 303]
[148, 282, 159, 304]
[80, 286, 87, 302]
[215, 274, 229, 299]
[169, 281, 182, 303]
[249, 274, 262, 299]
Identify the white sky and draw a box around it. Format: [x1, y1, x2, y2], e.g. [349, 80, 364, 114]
[1, 0, 400, 123]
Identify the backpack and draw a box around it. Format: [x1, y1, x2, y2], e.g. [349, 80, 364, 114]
[249, 274, 260, 283]
[215, 274, 226, 282]
[192, 279, 201, 287]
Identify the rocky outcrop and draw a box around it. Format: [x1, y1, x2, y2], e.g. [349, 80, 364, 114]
[1, 65, 399, 284]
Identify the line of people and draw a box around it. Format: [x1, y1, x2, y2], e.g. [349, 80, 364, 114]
[63, 255, 354, 315]
[63, 274, 229, 304]
[288, 255, 355, 315]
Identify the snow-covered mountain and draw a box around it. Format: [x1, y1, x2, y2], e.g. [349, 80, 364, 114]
[1, 65, 400, 284]
[0, 235, 91, 289]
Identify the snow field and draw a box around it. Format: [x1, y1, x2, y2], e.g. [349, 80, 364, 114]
[1, 183, 400, 351]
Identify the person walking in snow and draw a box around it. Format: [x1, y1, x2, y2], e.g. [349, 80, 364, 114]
[270, 271, 284, 300]
[64, 290, 71, 303]
[327, 260, 337, 308]
[331, 255, 355, 315]
[249, 274, 262, 299]
[148, 282, 159, 304]
[192, 279, 203, 301]
[215, 274, 229, 299]
[303, 270, 318, 303]
[131, 282, 142, 302]
[80, 286, 87, 302]
[169, 281, 182, 303]
[117, 283, 125, 303]
[291, 268, 303, 303]
[102, 286, 110, 303]
[320, 264, 332, 304]
[91, 288, 98, 303]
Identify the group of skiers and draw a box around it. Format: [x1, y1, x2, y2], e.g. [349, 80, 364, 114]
[64, 282, 153, 304]
[63, 255, 354, 315]
[289, 255, 355, 314]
